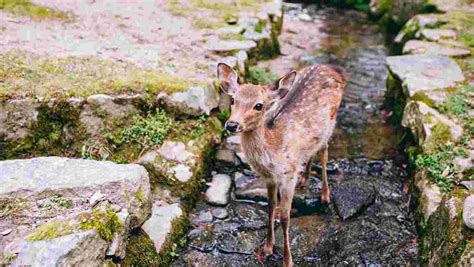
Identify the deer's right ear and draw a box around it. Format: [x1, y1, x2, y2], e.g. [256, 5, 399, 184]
[269, 70, 297, 100]
[217, 63, 238, 95]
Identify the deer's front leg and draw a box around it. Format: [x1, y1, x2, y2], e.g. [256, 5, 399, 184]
[320, 144, 330, 203]
[264, 181, 278, 256]
[279, 177, 297, 267]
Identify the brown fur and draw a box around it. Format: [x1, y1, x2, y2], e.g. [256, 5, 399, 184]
[217, 63, 345, 267]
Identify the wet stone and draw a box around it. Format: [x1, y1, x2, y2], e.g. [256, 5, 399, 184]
[332, 178, 376, 220]
[191, 210, 213, 225]
[212, 208, 229, 220]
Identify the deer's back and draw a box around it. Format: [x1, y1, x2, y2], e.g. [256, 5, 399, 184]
[268, 65, 345, 154]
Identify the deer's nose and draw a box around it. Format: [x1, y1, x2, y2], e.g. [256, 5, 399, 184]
[225, 121, 239, 132]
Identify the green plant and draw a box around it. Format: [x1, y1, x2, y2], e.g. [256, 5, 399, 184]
[120, 109, 174, 148]
[247, 66, 277, 85]
[414, 144, 466, 192]
[439, 93, 468, 116]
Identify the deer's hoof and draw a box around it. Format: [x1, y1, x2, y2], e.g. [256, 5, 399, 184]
[263, 243, 274, 256]
[321, 194, 331, 204]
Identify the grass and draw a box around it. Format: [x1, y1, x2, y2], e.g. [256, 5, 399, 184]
[0, 0, 68, 20]
[246, 66, 277, 84]
[0, 50, 202, 100]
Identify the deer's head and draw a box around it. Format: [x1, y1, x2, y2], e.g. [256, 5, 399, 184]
[217, 63, 296, 133]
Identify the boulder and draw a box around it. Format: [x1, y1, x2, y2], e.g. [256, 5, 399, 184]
[141, 202, 183, 254]
[205, 174, 232, 206]
[158, 86, 220, 116]
[402, 101, 463, 152]
[0, 157, 151, 265]
[403, 40, 471, 57]
[386, 55, 465, 97]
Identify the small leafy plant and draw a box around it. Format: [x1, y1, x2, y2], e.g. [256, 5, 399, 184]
[120, 109, 174, 147]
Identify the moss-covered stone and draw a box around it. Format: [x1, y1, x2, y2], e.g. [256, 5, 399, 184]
[418, 188, 473, 265]
[26, 220, 73, 241]
[79, 207, 123, 241]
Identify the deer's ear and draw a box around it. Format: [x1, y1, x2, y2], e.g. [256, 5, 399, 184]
[269, 70, 297, 100]
[217, 63, 238, 95]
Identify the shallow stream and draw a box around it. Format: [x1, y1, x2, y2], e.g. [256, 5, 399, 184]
[175, 4, 418, 266]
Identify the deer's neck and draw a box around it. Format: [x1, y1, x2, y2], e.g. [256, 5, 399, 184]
[240, 126, 267, 160]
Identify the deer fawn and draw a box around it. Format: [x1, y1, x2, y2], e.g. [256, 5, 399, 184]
[217, 63, 346, 267]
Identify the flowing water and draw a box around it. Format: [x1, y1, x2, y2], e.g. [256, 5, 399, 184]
[175, 4, 418, 266]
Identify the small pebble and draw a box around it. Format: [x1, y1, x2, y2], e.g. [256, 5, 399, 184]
[1, 228, 12, 236]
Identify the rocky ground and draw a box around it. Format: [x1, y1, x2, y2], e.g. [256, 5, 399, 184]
[175, 6, 419, 266]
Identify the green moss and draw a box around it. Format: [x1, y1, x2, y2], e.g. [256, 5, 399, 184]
[0, 0, 68, 20]
[123, 229, 160, 265]
[425, 122, 451, 152]
[411, 92, 436, 108]
[26, 220, 73, 241]
[157, 216, 190, 265]
[4, 252, 17, 261]
[0, 50, 202, 100]
[79, 208, 122, 241]
[134, 189, 146, 205]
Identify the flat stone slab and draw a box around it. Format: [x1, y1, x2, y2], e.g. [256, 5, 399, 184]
[403, 40, 471, 57]
[387, 55, 465, 97]
[420, 29, 456, 41]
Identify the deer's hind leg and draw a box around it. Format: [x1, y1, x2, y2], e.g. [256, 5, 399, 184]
[320, 144, 330, 203]
[264, 181, 278, 256]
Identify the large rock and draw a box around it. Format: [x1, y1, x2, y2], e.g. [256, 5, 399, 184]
[386, 55, 465, 97]
[402, 101, 463, 152]
[13, 230, 108, 267]
[141, 202, 183, 254]
[403, 40, 471, 57]
[79, 94, 140, 137]
[158, 86, 220, 116]
[0, 157, 151, 265]
[0, 99, 37, 142]
[420, 29, 456, 41]
[205, 174, 232, 206]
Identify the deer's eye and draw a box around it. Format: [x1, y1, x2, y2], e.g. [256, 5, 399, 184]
[230, 97, 235, 105]
[254, 103, 263, 111]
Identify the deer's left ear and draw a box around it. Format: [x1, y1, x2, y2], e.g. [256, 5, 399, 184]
[217, 63, 239, 95]
[269, 70, 297, 99]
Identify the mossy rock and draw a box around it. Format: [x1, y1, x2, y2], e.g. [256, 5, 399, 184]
[418, 188, 473, 265]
